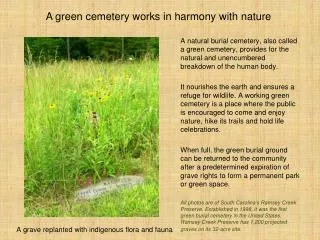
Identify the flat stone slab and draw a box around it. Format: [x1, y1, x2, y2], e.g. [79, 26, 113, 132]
[74, 175, 144, 201]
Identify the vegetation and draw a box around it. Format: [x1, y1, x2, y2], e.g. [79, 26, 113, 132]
[24, 38, 159, 217]
[24, 37, 159, 63]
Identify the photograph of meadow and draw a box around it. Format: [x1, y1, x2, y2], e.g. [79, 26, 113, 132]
[24, 37, 159, 217]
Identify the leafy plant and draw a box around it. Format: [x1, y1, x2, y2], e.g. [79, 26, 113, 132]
[24, 60, 159, 216]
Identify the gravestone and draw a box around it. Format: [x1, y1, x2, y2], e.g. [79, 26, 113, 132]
[74, 175, 144, 201]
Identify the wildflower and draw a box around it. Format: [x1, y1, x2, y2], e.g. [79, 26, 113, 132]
[48, 103, 57, 109]
[97, 95, 109, 103]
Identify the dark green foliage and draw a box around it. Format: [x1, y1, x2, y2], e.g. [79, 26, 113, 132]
[24, 37, 66, 63]
[24, 37, 159, 63]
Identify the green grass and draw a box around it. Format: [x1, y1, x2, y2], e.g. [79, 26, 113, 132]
[24, 60, 159, 217]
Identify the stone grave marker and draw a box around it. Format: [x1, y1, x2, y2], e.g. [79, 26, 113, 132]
[74, 175, 144, 201]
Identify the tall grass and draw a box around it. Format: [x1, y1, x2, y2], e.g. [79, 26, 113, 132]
[24, 60, 159, 216]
